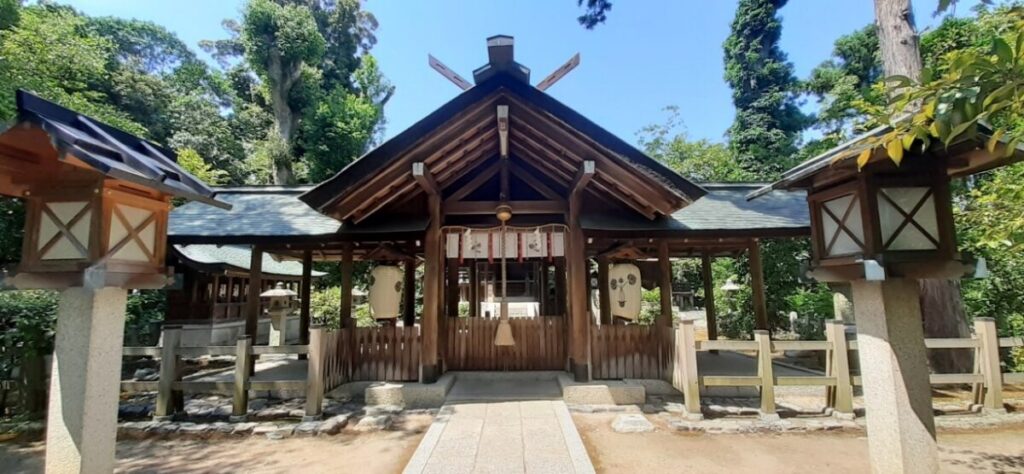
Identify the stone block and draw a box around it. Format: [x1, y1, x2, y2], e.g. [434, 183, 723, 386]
[353, 414, 392, 432]
[317, 414, 351, 435]
[610, 414, 654, 433]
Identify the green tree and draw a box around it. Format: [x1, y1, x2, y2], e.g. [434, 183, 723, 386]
[723, 0, 810, 179]
[804, 25, 884, 137]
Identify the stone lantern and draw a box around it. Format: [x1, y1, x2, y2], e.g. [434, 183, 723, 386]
[0, 90, 227, 473]
[261, 282, 298, 346]
[750, 125, 1023, 474]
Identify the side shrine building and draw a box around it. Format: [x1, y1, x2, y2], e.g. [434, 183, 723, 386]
[166, 36, 810, 383]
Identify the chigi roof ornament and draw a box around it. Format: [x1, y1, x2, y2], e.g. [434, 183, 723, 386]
[428, 35, 580, 92]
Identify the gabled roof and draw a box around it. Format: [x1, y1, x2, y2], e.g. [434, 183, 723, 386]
[299, 72, 706, 220]
[172, 244, 325, 278]
[8, 90, 228, 208]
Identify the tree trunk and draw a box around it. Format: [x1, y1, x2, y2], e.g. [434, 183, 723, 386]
[874, 0, 972, 373]
[873, 0, 924, 82]
[267, 48, 298, 185]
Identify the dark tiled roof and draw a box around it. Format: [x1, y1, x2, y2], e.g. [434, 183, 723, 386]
[168, 186, 428, 243]
[581, 184, 809, 235]
[14, 90, 228, 209]
[169, 186, 339, 240]
[173, 244, 325, 277]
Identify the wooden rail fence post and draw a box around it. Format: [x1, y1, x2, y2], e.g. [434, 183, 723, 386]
[674, 319, 703, 420]
[974, 317, 1005, 413]
[754, 330, 777, 419]
[825, 320, 854, 416]
[153, 327, 180, 420]
[231, 336, 252, 421]
[305, 326, 326, 420]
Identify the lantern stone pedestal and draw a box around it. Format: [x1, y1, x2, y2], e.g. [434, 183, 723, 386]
[268, 310, 289, 347]
[45, 287, 128, 474]
[851, 279, 937, 474]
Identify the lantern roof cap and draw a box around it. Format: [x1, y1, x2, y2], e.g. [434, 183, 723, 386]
[747, 122, 1024, 201]
[260, 282, 297, 298]
[9, 90, 230, 209]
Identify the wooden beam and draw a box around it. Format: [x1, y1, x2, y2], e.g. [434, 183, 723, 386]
[657, 241, 673, 329]
[497, 105, 509, 158]
[554, 258, 567, 316]
[402, 258, 417, 326]
[701, 254, 718, 342]
[412, 162, 439, 196]
[749, 239, 768, 331]
[444, 160, 502, 204]
[299, 250, 312, 348]
[571, 161, 595, 197]
[446, 259, 460, 318]
[245, 246, 263, 339]
[508, 160, 565, 202]
[339, 243, 354, 329]
[597, 256, 611, 325]
[421, 187, 442, 382]
[443, 200, 565, 215]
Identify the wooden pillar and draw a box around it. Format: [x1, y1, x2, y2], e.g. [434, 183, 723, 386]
[701, 254, 718, 341]
[597, 256, 611, 325]
[749, 239, 768, 331]
[657, 241, 673, 329]
[299, 250, 313, 349]
[567, 161, 594, 381]
[403, 259, 416, 326]
[554, 258, 566, 316]
[414, 162, 442, 383]
[538, 263, 548, 316]
[339, 243, 354, 329]
[446, 259, 460, 317]
[468, 263, 478, 317]
[244, 246, 263, 339]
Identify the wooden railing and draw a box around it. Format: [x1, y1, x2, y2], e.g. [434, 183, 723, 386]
[590, 324, 674, 380]
[445, 317, 566, 371]
[352, 326, 421, 382]
[121, 327, 320, 420]
[670, 317, 1024, 418]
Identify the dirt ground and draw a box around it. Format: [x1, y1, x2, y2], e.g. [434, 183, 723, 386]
[0, 414, 432, 474]
[573, 413, 1024, 474]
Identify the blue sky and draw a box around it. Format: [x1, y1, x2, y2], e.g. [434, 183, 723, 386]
[62, 0, 979, 146]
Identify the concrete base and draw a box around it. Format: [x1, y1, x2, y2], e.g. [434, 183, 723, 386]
[558, 374, 647, 405]
[852, 279, 938, 474]
[45, 287, 128, 474]
[328, 373, 456, 409]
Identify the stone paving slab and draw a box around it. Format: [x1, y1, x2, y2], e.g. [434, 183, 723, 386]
[404, 400, 594, 474]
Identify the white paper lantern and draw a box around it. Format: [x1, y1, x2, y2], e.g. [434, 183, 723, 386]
[608, 263, 642, 321]
[368, 265, 403, 320]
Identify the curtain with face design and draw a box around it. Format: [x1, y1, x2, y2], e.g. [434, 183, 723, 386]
[608, 263, 642, 321]
[368, 265, 404, 320]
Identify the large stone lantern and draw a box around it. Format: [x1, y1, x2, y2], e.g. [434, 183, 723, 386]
[261, 282, 298, 346]
[0, 90, 227, 473]
[751, 126, 1022, 474]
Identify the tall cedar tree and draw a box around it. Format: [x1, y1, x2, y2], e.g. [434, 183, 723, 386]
[723, 0, 809, 179]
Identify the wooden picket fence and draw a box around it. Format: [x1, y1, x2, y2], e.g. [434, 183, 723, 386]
[590, 324, 675, 380]
[669, 317, 1024, 418]
[351, 326, 421, 382]
[444, 316, 566, 371]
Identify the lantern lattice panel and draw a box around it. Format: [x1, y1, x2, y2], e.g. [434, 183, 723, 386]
[820, 194, 865, 257]
[877, 187, 939, 251]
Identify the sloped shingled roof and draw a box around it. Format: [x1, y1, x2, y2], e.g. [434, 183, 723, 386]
[169, 186, 341, 241]
[172, 244, 325, 277]
[13, 90, 227, 209]
[580, 183, 809, 236]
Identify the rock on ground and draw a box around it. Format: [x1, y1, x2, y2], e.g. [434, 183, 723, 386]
[611, 414, 654, 433]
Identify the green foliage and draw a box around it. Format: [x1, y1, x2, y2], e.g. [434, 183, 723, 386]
[125, 290, 166, 346]
[577, 0, 612, 29]
[176, 148, 228, 186]
[310, 286, 340, 328]
[785, 287, 834, 340]
[639, 107, 758, 182]
[0, 290, 58, 397]
[723, 0, 810, 178]
[0, 4, 143, 133]
[804, 25, 884, 136]
[242, 0, 326, 83]
[301, 83, 380, 183]
[637, 288, 660, 326]
[0, 0, 19, 30]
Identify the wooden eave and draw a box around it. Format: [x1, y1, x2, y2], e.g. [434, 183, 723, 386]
[300, 73, 704, 224]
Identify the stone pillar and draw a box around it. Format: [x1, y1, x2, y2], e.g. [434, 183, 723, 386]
[45, 287, 128, 474]
[830, 283, 854, 323]
[268, 309, 288, 346]
[851, 278, 938, 474]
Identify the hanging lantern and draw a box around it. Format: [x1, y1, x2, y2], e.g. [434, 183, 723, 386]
[608, 263, 642, 321]
[368, 265, 403, 320]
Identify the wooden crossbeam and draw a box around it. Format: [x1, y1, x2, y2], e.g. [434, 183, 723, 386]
[444, 160, 502, 204]
[443, 200, 565, 215]
[508, 161, 565, 202]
